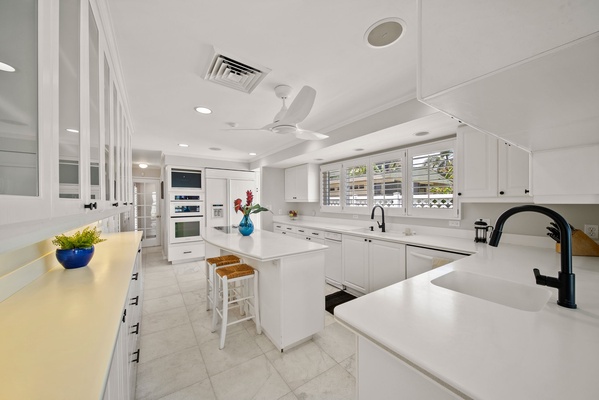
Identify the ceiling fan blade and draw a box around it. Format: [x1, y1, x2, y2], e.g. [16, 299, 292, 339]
[294, 130, 329, 140]
[278, 85, 316, 125]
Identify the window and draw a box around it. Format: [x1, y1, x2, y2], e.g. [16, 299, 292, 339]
[408, 140, 456, 218]
[320, 163, 342, 212]
[320, 139, 458, 219]
[371, 151, 404, 215]
[344, 159, 369, 209]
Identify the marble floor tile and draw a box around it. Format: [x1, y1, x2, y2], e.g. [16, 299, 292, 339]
[199, 329, 263, 376]
[210, 354, 291, 400]
[143, 293, 185, 315]
[265, 341, 336, 390]
[172, 262, 203, 275]
[313, 322, 356, 363]
[139, 323, 197, 363]
[325, 284, 340, 295]
[277, 392, 298, 400]
[135, 347, 208, 400]
[141, 305, 190, 336]
[178, 279, 204, 293]
[145, 275, 179, 290]
[293, 364, 356, 400]
[144, 284, 181, 301]
[340, 354, 356, 378]
[157, 379, 216, 400]
[176, 270, 204, 282]
[143, 265, 174, 275]
[324, 311, 336, 326]
[144, 269, 176, 280]
[181, 289, 204, 306]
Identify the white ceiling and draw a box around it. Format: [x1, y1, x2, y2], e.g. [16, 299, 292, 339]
[107, 0, 458, 168]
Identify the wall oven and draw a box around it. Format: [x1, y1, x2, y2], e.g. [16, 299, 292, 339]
[170, 216, 204, 244]
[169, 201, 203, 217]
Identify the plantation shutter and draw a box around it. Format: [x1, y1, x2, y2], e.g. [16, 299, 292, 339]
[410, 148, 454, 210]
[344, 160, 368, 208]
[372, 156, 403, 209]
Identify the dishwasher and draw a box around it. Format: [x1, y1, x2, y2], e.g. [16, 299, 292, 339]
[324, 232, 343, 289]
[406, 245, 470, 279]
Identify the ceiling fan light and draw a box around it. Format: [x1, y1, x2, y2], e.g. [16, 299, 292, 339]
[195, 106, 212, 114]
[271, 125, 297, 135]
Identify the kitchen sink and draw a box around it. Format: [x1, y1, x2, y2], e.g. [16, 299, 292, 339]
[431, 270, 552, 312]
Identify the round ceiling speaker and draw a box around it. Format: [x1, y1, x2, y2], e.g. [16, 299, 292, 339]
[365, 18, 405, 48]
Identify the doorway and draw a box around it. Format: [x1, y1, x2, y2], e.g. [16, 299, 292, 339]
[133, 179, 161, 247]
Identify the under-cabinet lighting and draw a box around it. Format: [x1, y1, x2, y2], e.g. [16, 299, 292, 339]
[0, 61, 16, 72]
[178, 143, 189, 147]
[138, 163, 148, 169]
[66, 128, 79, 133]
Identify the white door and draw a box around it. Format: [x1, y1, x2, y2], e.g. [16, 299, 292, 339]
[133, 179, 161, 247]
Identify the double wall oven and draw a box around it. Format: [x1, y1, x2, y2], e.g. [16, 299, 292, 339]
[169, 192, 204, 244]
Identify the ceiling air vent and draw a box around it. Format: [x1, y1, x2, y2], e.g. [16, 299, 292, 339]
[202, 49, 270, 94]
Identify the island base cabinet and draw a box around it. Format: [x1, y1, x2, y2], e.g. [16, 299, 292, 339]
[358, 336, 463, 399]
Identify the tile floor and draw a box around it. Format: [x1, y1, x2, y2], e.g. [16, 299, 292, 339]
[135, 247, 357, 400]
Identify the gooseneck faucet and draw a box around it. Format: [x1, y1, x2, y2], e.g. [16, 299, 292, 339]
[488, 205, 576, 309]
[371, 205, 386, 232]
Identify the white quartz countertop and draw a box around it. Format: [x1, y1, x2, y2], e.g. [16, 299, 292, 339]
[335, 243, 599, 399]
[202, 227, 327, 261]
[0, 231, 142, 400]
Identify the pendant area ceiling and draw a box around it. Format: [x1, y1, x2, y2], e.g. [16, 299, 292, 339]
[107, 0, 454, 166]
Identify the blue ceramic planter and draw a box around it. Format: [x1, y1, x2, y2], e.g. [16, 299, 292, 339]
[56, 246, 95, 269]
[238, 214, 254, 236]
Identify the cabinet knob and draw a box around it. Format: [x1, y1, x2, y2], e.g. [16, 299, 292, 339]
[364, 239, 367, 242]
[457, 192, 462, 196]
[525, 189, 530, 194]
[130, 296, 139, 306]
[369, 239, 372, 243]
[499, 191, 505, 195]
[112, 202, 118, 207]
[131, 322, 140, 335]
[84, 202, 97, 210]
[132, 272, 139, 280]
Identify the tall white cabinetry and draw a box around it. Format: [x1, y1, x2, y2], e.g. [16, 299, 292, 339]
[0, 0, 133, 251]
[457, 125, 531, 201]
[285, 164, 319, 202]
[343, 235, 405, 294]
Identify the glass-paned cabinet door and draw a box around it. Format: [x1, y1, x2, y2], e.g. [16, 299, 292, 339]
[103, 56, 112, 203]
[112, 82, 118, 202]
[89, 6, 101, 202]
[0, 0, 51, 225]
[58, 0, 81, 201]
[0, 0, 38, 197]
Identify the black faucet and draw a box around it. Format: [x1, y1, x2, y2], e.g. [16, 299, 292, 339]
[488, 205, 576, 309]
[370, 205, 386, 232]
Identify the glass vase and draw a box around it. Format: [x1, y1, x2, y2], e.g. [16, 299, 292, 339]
[238, 214, 254, 236]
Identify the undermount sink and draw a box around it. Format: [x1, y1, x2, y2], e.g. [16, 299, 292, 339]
[431, 270, 552, 312]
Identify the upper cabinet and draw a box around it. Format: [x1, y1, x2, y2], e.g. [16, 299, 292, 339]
[457, 125, 531, 202]
[285, 164, 319, 202]
[0, 0, 133, 236]
[417, 0, 599, 152]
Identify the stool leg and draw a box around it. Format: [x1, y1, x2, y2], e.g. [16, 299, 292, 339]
[205, 262, 211, 311]
[253, 270, 261, 335]
[219, 275, 229, 349]
[211, 274, 219, 333]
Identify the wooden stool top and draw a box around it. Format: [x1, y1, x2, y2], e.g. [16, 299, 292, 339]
[206, 255, 241, 266]
[216, 263, 255, 279]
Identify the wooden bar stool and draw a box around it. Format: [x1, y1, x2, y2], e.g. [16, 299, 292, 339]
[205, 255, 241, 311]
[211, 263, 261, 349]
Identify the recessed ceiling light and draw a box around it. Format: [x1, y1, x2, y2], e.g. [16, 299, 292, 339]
[354, 148, 364, 152]
[194, 106, 212, 114]
[138, 163, 148, 169]
[178, 143, 189, 147]
[0, 61, 16, 72]
[414, 131, 429, 137]
[209, 147, 221, 151]
[66, 128, 79, 133]
[249, 152, 257, 156]
[365, 18, 405, 48]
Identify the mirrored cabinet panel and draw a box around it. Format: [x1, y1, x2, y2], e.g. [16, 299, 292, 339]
[58, 0, 81, 199]
[0, 0, 38, 197]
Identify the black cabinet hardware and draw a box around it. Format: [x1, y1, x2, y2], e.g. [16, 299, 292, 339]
[132, 272, 138, 280]
[131, 323, 140, 335]
[122, 309, 127, 323]
[183, 251, 192, 254]
[525, 189, 530, 194]
[112, 202, 118, 207]
[130, 296, 139, 306]
[132, 349, 140, 363]
[84, 202, 97, 210]
[499, 191, 505, 195]
[457, 192, 462, 196]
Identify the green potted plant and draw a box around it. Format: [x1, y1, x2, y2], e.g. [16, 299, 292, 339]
[52, 226, 106, 269]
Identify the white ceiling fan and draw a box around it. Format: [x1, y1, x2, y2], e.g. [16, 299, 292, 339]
[231, 85, 329, 140]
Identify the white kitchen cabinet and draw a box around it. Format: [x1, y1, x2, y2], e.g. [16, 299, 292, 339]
[343, 235, 405, 294]
[296, 227, 325, 244]
[457, 125, 531, 201]
[285, 164, 319, 202]
[532, 144, 599, 204]
[418, 0, 599, 153]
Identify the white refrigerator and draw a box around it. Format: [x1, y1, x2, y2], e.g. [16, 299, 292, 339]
[205, 169, 257, 229]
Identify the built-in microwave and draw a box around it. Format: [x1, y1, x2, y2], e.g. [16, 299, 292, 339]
[170, 168, 202, 190]
[169, 216, 204, 244]
[169, 192, 202, 202]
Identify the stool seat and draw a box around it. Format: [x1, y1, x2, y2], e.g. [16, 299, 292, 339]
[206, 255, 241, 267]
[216, 264, 255, 279]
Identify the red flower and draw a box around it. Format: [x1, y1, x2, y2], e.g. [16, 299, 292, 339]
[246, 190, 253, 207]
[234, 198, 243, 213]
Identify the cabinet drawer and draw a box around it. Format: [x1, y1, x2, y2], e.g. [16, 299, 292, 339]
[169, 242, 206, 261]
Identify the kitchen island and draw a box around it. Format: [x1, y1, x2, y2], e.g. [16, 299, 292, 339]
[202, 227, 327, 351]
[335, 243, 599, 399]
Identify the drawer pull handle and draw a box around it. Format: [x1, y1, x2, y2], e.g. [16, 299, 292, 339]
[132, 349, 140, 363]
[112, 202, 119, 207]
[130, 296, 139, 306]
[122, 309, 127, 323]
[183, 251, 192, 254]
[132, 272, 139, 280]
[131, 322, 140, 335]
